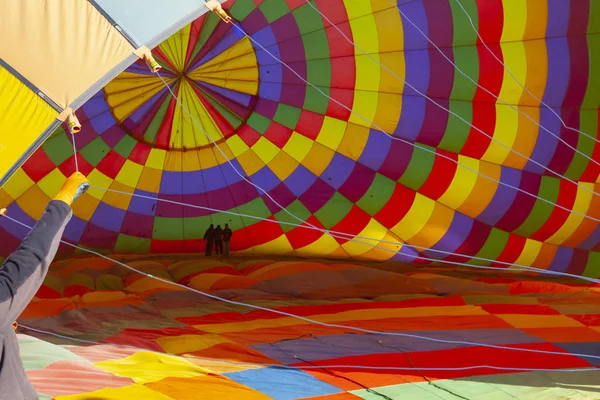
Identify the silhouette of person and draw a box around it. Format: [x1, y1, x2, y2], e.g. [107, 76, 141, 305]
[203, 224, 215, 256]
[222, 224, 233, 256]
[214, 225, 223, 255]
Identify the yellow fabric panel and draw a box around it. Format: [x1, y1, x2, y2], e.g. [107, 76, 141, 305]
[390, 193, 433, 241]
[345, 1, 378, 53]
[513, 238, 543, 267]
[349, 88, 379, 129]
[116, 160, 144, 188]
[501, 0, 528, 43]
[316, 117, 346, 150]
[342, 218, 388, 257]
[2, 168, 35, 198]
[225, 135, 250, 157]
[0, 66, 58, 184]
[252, 137, 280, 164]
[146, 148, 167, 170]
[408, 202, 455, 249]
[504, 105, 539, 169]
[86, 169, 112, 201]
[457, 160, 501, 218]
[55, 384, 174, 400]
[295, 234, 341, 257]
[0, 0, 135, 108]
[546, 183, 594, 245]
[283, 132, 313, 163]
[359, 231, 402, 261]
[37, 168, 65, 198]
[437, 155, 479, 210]
[105, 73, 169, 122]
[172, 80, 220, 148]
[160, 24, 191, 72]
[483, 103, 518, 165]
[251, 235, 294, 256]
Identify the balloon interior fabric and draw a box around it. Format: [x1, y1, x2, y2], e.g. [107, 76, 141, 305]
[0, 0, 599, 398]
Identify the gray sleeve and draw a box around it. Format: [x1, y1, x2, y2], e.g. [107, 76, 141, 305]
[0, 200, 72, 331]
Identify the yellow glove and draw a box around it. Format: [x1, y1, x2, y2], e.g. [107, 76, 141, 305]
[54, 172, 89, 206]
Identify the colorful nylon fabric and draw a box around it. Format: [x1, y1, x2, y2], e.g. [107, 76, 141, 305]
[3, 0, 600, 274]
[1, 0, 600, 398]
[17, 257, 600, 399]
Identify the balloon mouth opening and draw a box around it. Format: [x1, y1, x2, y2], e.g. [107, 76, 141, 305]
[70, 125, 81, 133]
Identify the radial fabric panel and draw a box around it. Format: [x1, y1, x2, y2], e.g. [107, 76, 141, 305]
[1, 0, 600, 278]
[16, 256, 600, 399]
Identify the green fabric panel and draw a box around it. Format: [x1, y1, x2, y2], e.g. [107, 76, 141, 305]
[305, 59, 333, 88]
[582, 35, 600, 109]
[96, 274, 125, 291]
[564, 137, 594, 181]
[247, 112, 271, 134]
[183, 215, 214, 239]
[275, 200, 311, 233]
[450, 0, 478, 46]
[296, 5, 330, 114]
[314, 192, 353, 229]
[294, 3, 325, 35]
[274, 104, 302, 130]
[449, 46, 479, 102]
[236, 197, 272, 228]
[304, 86, 330, 114]
[153, 217, 183, 240]
[144, 94, 172, 144]
[467, 227, 509, 266]
[513, 176, 559, 237]
[115, 233, 151, 253]
[398, 144, 435, 191]
[230, 0, 257, 21]
[580, 109, 599, 147]
[20, 336, 87, 371]
[259, 0, 291, 23]
[356, 173, 395, 216]
[353, 370, 600, 398]
[583, 250, 600, 278]
[211, 213, 245, 231]
[589, 0, 600, 33]
[300, 29, 330, 60]
[438, 100, 473, 153]
[43, 129, 75, 166]
[79, 137, 110, 167]
[113, 135, 137, 158]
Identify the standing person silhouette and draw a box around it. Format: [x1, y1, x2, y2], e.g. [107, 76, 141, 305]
[222, 224, 233, 256]
[214, 225, 223, 255]
[203, 224, 215, 256]
[0, 172, 89, 400]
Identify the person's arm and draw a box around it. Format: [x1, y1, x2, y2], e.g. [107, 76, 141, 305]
[0, 200, 72, 331]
